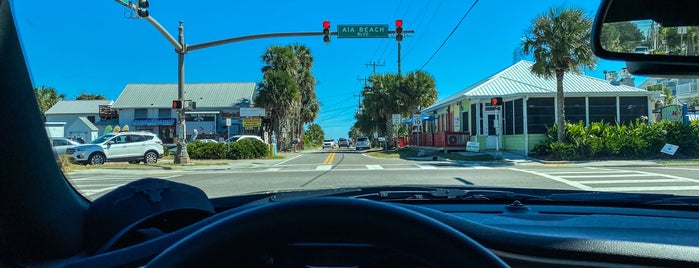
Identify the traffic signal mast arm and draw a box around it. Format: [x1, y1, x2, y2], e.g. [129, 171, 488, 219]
[113, 0, 182, 52]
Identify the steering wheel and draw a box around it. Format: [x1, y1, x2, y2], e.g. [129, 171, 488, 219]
[147, 197, 508, 267]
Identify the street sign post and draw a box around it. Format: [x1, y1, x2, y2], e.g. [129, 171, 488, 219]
[337, 24, 389, 38]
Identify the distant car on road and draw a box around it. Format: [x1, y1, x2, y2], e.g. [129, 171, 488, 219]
[355, 136, 371, 151]
[633, 46, 650, 54]
[51, 137, 81, 155]
[224, 135, 265, 143]
[322, 139, 336, 149]
[338, 138, 350, 148]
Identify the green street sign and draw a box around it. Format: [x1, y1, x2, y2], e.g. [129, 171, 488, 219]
[337, 24, 389, 38]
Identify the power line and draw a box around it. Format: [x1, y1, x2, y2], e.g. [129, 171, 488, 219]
[419, 0, 479, 71]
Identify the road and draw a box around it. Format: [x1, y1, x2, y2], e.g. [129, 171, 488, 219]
[66, 147, 699, 200]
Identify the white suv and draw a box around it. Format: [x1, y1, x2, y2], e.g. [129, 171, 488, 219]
[65, 132, 164, 165]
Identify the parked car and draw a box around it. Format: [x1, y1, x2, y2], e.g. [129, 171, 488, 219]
[224, 135, 264, 143]
[355, 136, 371, 150]
[337, 138, 350, 148]
[194, 139, 218, 143]
[51, 137, 81, 155]
[322, 139, 336, 149]
[65, 132, 164, 165]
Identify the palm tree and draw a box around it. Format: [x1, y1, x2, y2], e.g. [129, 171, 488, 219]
[34, 85, 66, 120]
[292, 44, 319, 141]
[520, 7, 597, 142]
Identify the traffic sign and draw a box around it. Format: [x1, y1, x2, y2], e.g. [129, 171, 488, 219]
[413, 114, 422, 126]
[392, 114, 401, 125]
[337, 24, 389, 38]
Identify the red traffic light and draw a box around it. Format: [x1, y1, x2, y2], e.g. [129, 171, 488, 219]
[490, 97, 503, 106]
[395, 19, 403, 28]
[323, 20, 331, 44]
[172, 100, 182, 109]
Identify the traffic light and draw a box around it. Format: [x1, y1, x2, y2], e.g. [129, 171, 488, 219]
[323, 20, 331, 44]
[172, 100, 182, 109]
[136, 0, 149, 18]
[395, 19, 403, 42]
[491, 97, 503, 106]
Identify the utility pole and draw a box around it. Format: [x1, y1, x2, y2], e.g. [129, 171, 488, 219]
[397, 42, 402, 76]
[365, 61, 385, 75]
[174, 21, 190, 164]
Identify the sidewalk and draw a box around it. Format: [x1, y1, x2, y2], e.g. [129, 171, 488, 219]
[479, 150, 698, 167]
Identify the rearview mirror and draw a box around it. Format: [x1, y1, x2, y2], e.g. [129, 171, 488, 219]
[592, 0, 699, 67]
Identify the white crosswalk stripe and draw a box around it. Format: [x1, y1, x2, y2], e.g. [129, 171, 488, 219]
[511, 167, 699, 192]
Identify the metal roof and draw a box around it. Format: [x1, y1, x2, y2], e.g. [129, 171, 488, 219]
[111, 82, 257, 109]
[76, 117, 98, 131]
[45, 100, 113, 115]
[424, 61, 654, 112]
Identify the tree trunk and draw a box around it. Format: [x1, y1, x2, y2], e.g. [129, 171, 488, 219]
[556, 71, 566, 142]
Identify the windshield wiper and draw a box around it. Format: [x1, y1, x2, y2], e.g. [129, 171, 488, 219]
[354, 188, 551, 202]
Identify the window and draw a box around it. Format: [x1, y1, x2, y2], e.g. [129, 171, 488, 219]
[134, 109, 148, 119]
[471, 104, 477, 135]
[461, 111, 469, 132]
[619, 97, 648, 124]
[514, 99, 524, 134]
[158, 109, 171, 119]
[527, 98, 554, 134]
[112, 135, 129, 144]
[589, 97, 617, 123]
[87, 116, 96, 123]
[505, 101, 514, 135]
[565, 97, 586, 124]
[129, 135, 146, 143]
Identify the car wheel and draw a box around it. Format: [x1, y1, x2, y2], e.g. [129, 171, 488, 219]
[87, 153, 105, 165]
[144, 151, 158, 164]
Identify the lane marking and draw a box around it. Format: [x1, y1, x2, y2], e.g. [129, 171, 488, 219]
[560, 174, 655, 179]
[265, 168, 281, 172]
[273, 154, 304, 166]
[417, 164, 437, 169]
[547, 170, 632, 175]
[323, 149, 338, 164]
[316, 165, 332, 171]
[593, 185, 699, 192]
[578, 179, 681, 184]
[509, 168, 592, 190]
[366, 165, 384, 170]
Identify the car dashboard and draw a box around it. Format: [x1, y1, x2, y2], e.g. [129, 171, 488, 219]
[48, 193, 699, 268]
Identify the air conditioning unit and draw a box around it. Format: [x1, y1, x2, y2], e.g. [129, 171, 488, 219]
[447, 135, 459, 145]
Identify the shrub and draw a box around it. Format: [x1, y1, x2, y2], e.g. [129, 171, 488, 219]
[187, 141, 227, 159]
[227, 139, 269, 159]
[531, 120, 699, 160]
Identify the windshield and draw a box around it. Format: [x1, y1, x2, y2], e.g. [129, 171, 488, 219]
[15, 1, 699, 202]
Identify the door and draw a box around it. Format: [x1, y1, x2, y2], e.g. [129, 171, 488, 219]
[484, 107, 502, 149]
[159, 126, 174, 144]
[103, 135, 130, 159]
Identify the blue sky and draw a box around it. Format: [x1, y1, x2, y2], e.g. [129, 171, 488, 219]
[13, 0, 629, 140]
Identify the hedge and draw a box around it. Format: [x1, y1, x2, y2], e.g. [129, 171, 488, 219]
[187, 139, 269, 160]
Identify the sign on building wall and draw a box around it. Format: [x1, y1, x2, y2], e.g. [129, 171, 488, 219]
[240, 107, 266, 117]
